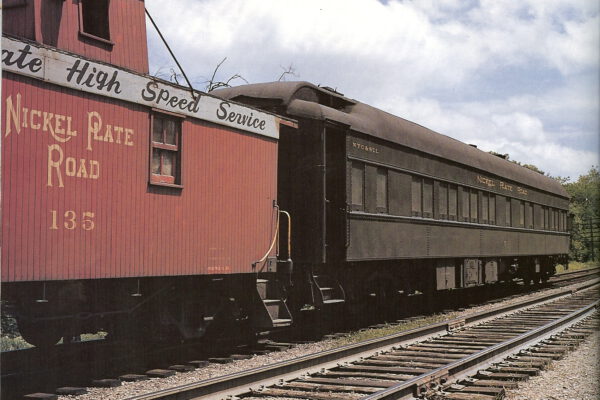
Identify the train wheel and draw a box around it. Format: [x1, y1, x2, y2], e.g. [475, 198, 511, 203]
[18, 319, 62, 348]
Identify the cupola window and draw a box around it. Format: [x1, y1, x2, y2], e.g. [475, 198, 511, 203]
[80, 0, 111, 42]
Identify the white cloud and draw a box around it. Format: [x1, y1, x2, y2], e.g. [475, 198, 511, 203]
[376, 94, 598, 179]
[145, 0, 599, 179]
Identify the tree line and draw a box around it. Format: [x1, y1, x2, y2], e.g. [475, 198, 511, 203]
[562, 166, 599, 262]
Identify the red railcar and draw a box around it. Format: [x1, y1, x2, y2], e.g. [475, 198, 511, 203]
[2, 0, 296, 346]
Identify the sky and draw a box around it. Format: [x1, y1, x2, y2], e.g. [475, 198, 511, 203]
[144, 0, 599, 181]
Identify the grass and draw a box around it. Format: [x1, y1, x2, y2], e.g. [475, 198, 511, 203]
[556, 261, 599, 274]
[327, 262, 600, 347]
[331, 313, 456, 347]
[0, 331, 108, 352]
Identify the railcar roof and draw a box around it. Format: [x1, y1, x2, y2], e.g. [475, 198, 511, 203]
[215, 81, 568, 198]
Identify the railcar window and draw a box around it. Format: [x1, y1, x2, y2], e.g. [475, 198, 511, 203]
[561, 210, 567, 231]
[544, 207, 549, 229]
[351, 162, 365, 210]
[423, 179, 433, 218]
[439, 182, 448, 219]
[79, 0, 111, 41]
[554, 209, 559, 231]
[489, 195, 496, 224]
[376, 168, 388, 212]
[481, 192, 489, 224]
[470, 190, 478, 222]
[558, 210, 563, 231]
[461, 188, 469, 222]
[448, 185, 457, 220]
[526, 203, 533, 229]
[534, 204, 542, 230]
[519, 201, 525, 227]
[411, 177, 422, 216]
[150, 114, 182, 186]
[505, 198, 511, 226]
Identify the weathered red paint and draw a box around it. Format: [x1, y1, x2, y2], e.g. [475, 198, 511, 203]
[2, 73, 279, 282]
[2, 0, 148, 73]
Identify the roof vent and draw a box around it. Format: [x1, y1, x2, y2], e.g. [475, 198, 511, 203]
[468, 144, 478, 148]
[320, 86, 344, 96]
[294, 86, 355, 111]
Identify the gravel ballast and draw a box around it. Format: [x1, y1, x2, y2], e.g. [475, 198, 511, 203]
[58, 282, 598, 400]
[504, 330, 600, 400]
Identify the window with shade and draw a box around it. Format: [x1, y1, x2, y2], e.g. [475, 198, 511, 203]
[519, 201, 525, 227]
[150, 114, 182, 186]
[423, 179, 433, 218]
[470, 190, 478, 222]
[489, 194, 496, 224]
[481, 192, 489, 224]
[526, 202, 534, 228]
[448, 184, 457, 220]
[376, 168, 388, 213]
[438, 182, 448, 219]
[351, 162, 365, 211]
[461, 188, 470, 222]
[411, 177, 422, 216]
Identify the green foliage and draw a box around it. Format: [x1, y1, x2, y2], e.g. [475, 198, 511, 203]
[555, 261, 599, 274]
[490, 152, 597, 262]
[488, 151, 546, 175]
[521, 163, 546, 175]
[563, 166, 600, 262]
[334, 313, 452, 346]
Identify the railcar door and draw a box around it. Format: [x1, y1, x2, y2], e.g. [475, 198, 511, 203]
[324, 123, 348, 265]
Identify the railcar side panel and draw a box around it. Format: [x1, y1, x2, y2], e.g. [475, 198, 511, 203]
[429, 225, 482, 257]
[344, 131, 569, 262]
[546, 234, 570, 254]
[2, 74, 278, 282]
[347, 216, 569, 261]
[346, 218, 427, 259]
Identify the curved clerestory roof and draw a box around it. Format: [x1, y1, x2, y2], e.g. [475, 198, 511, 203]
[215, 81, 568, 198]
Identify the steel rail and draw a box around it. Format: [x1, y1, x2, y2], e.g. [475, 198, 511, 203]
[362, 297, 599, 400]
[124, 278, 599, 400]
[551, 267, 599, 283]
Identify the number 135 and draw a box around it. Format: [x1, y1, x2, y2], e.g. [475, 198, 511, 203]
[50, 210, 95, 230]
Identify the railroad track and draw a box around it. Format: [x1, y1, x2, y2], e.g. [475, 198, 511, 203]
[5, 268, 598, 399]
[550, 266, 600, 285]
[119, 277, 599, 400]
